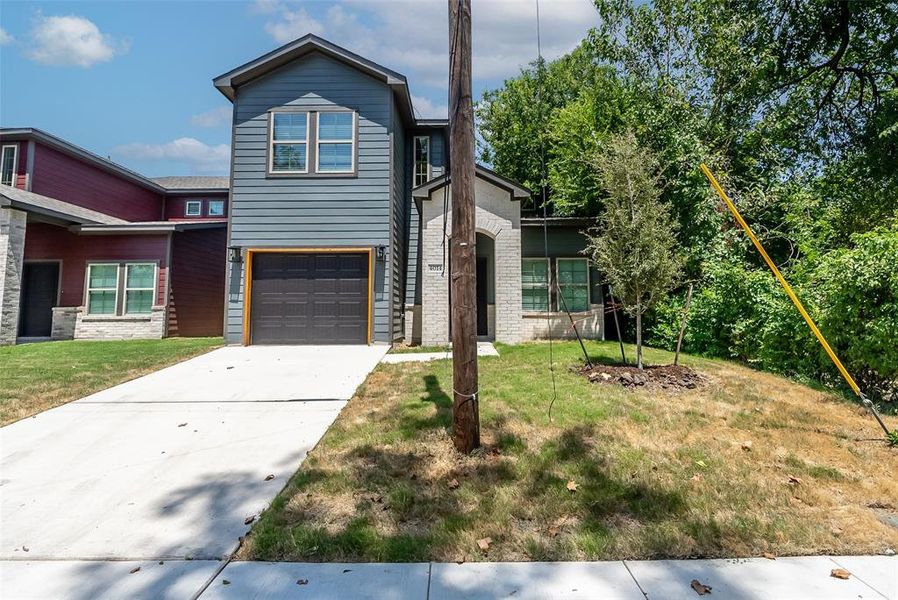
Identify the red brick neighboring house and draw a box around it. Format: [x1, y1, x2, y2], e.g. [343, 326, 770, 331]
[0, 128, 228, 345]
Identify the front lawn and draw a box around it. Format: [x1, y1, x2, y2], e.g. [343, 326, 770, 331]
[0, 337, 222, 425]
[242, 341, 898, 562]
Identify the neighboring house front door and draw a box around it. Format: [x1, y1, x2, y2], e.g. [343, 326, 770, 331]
[18, 262, 59, 338]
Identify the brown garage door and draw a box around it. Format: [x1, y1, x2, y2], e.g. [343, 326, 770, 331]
[250, 252, 369, 344]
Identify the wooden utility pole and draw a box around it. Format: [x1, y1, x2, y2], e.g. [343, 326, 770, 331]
[448, 0, 479, 453]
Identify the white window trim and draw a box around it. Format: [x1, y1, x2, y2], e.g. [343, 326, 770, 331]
[315, 111, 356, 174]
[521, 257, 551, 312]
[124, 263, 157, 315]
[207, 199, 225, 216]
[556, 258, 591, 312]
[86, 263, 120, 316]
[185, 200, 202, 217]
[269, 111, 310, 174]
[413, 135, 431, 187]
[1, 144, 18, 187]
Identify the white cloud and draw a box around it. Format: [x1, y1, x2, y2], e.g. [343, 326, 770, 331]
[190, 106, 232, 128]
[0, 27, 14, 46]
[113, 138, 231, 174]
[257, 0, 599, 86]
[265, 6, 324, 42]
[411, 94, 448, 119]
[27, 15, 125, 67]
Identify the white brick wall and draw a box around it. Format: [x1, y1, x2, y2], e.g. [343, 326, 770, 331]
[521, 306, 605, 340]
[419, 178, 523, 345]
[0, 208, 26, 345]
[74, 306, 166, 340]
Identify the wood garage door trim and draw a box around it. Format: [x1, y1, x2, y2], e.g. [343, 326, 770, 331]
[242, 247, 374, 346]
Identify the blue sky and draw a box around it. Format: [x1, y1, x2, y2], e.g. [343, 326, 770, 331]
[0, 0, 599, 176]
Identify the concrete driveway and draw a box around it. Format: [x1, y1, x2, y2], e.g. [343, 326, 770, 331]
[0, 344, 387, 598]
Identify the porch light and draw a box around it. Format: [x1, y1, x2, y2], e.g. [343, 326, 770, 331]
[228, 246, 243, 263]
[375, 245, 387, 260]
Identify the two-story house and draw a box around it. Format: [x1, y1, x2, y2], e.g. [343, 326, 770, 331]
[1, 34, 607, 348]
[0, 128, 229, 344]
[215, 35, 606, 347]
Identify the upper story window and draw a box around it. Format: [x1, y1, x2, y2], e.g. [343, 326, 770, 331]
[1, 144, 17, 186]
[316, 112, 355, 173]
[268, 109, 357, 176]
[270, 112, 309, 174]
[207, 199, 225, 216]
[185, 200, 202, 216]
[414, 136, 430, 187]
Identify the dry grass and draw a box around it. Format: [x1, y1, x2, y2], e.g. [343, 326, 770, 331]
[0, 338, 222, 426]
[242, 341, 898, 563]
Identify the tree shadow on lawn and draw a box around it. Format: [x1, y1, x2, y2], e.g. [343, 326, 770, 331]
[251, 375, 695, 562]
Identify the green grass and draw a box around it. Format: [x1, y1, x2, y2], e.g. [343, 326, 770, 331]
[241, 340, 898, 563]
[0, 337, 222, 425]
[389, 345, 452, 354]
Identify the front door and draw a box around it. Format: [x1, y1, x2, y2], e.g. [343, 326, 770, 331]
[19, 262, 59, 337]
[476, 256, 488, 336]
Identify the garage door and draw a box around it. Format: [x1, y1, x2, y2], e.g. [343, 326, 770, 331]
[250, 252, 369, 344]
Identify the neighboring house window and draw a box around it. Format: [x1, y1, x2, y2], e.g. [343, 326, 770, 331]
[0, 144, 17, 186]
[86, 262, 157, 316]
[207, 199, 225, 216]
[521, 258, 550, 312]
[414, 135, 430, 187]
[86, 264, 119, 315]
[316, 111, 355, 173]
[185, 200, 202, 216]
[557, 258, 590, 312]
[270, 112, 309, 173]
[124, 263, 156, 314]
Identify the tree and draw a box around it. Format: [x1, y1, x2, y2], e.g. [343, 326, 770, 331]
[585, 132, 682, 369]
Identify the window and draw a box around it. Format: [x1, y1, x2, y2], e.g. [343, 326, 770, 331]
[86, 262, 157, 316]
[521, 258, 550, 312]
[185, 200, 202, 216]
[316, 112, 355, 173]
[87, 264, 119, 315]
[1, 144, 17, 186]
[414, 135, 430, 187]
[207, 199, 225, 216]
[124, 264, 156, 314]
[270, 112, 309, 173]
[557, 258, 590, 312]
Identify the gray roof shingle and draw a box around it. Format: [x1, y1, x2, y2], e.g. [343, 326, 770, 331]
[151, 176, 230, 190]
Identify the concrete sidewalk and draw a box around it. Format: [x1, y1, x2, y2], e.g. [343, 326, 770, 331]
[194, 555, 896, 599]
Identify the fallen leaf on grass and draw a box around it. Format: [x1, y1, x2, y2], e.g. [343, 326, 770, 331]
[741, 441, 753, 451]
[695, 460, 707, 468]
[297, 579, 309, 585]
[477, 537, 492, 552]
[762, 552, 776, 560]
[244, 515, 255, 525]
[566, 480, 579, 492]
[448, 478, 460, 490]
[830, 568, 851, 580]
[129, 567, 141, 574]
[690, 579, 712, 595]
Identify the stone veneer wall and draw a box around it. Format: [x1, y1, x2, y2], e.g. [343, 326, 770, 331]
[520, 305, 605, 341]
[420, 179, 522, 346]
[51, 307, 78, 340]
[73, 306, 166, 340]
[0, 208, 26, 345]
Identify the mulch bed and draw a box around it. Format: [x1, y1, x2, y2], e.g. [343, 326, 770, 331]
[579, 363, 706, 391]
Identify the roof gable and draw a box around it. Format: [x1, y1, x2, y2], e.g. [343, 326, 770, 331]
[412, 164, 531, 200]
[213, 34, 415, 124]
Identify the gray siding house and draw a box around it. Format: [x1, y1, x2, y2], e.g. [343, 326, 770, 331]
[214, 35, 604, 346]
